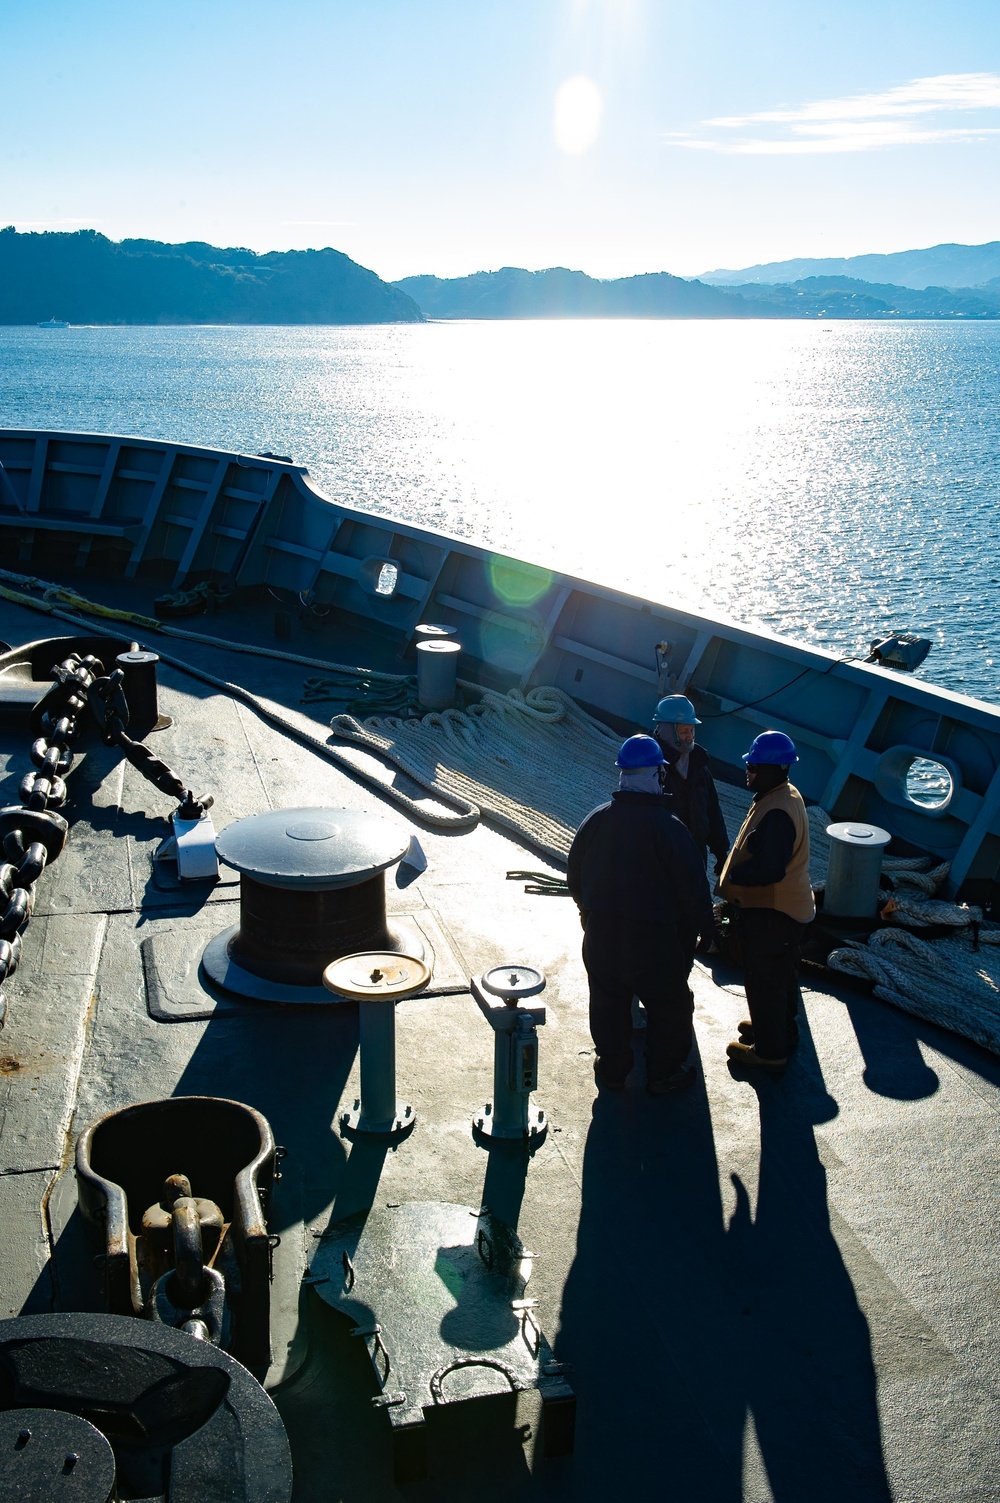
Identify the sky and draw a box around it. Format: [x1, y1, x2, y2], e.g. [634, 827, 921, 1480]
[3, 0, 1000, 282]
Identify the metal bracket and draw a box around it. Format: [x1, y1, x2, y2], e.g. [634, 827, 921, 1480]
[339, 1096, 416, 1145]
[470, 972, 546, 1031]
[372, 1391, 407, 1409]
[155, 808, 219, 881]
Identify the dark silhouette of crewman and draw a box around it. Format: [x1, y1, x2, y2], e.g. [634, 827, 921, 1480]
[568, 734, 714, 1095]
[651, 694, 730, 876]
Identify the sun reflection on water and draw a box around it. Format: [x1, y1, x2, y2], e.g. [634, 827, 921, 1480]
[2, 317, 999, 703]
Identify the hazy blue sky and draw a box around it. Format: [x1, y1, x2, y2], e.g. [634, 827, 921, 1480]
[4, 0, 1000, 281]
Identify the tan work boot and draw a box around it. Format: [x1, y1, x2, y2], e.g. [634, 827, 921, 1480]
[726, 1040, 787, 1074]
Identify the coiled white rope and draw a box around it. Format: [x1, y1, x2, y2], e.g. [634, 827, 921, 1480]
[331, 686, 626, 860]
[827, 927, 1000, 1054]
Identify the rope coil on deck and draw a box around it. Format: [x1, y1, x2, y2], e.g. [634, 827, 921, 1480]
[826, 927, 1000, 1054]
[330, 687, 624, 861]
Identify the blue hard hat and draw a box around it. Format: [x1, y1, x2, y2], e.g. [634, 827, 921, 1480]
[615, 734, 665, 769]
[743, 731, 799, 766]
[652, 695, 701, 726]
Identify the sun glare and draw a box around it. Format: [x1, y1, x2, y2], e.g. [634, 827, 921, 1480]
[554, 75, 604, 155]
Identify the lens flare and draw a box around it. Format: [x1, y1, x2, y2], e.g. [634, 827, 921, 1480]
[488, 556, 552, 606]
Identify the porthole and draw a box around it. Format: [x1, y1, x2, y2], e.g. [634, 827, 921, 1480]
[906, 757, 954, 810]
[359, 557, 399, 599]
[873, 746, 960, 818]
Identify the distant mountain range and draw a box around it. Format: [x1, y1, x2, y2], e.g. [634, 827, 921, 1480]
[395, 265, 1000, 321]
[0, 229, 421, 324]
[8, 228, 1000, 325]
[394, 267, 746, 319]
[699, 241, 1000, 290]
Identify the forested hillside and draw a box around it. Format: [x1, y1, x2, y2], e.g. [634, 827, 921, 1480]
[0, 229, 422, 324]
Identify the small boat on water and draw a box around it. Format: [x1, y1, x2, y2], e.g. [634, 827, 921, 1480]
[36, 317, 69, 328]
[0, 427, 997, 1502]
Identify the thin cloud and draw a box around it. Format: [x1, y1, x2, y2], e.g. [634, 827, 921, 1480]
[281, 219, 357, 227]
[669, 72, 1000, 155]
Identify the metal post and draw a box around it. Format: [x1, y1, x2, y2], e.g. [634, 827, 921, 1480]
[416, 640, 461, 709]
[472, 967, 547, 1150]
[490, 1026, 526, 1138]
[324, 952, 430, 1143]
[825, 821, 892, 917]
[359, 998, 398, 1127]
[116, 649, 170, 737]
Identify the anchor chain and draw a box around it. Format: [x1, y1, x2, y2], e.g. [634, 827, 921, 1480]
[86, 666, 212, 822]
[0, 649, 212, 1024]
[0, 649, 92, 1025]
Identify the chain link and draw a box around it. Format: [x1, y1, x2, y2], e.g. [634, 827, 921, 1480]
[0, 647, 91, 1023]
[0, 648, 213, 1022]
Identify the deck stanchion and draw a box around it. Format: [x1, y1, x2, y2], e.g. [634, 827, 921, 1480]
[471, 966, 548, 1150]
[324, 952, 431, 1143]
[825, 822, 892, 917]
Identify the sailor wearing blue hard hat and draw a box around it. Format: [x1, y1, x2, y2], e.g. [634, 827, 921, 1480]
[651, 696, 729, 878]
[717, 730, 815, 1073]
[567, 734, 714, 1095]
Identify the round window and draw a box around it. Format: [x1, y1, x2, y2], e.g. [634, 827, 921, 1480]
[905, 757, 954, 810]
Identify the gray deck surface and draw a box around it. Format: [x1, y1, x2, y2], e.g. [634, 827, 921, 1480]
[0, 590, 999, 1502]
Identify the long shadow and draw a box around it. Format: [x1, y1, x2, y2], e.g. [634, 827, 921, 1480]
[554, 1048, 891, 1501]
[829, 963, 1000, 1100]
[172, 1001, 360, 1238]
[729, 1070, 892, 1501]
[711, 938, 941, 1104]
[838, 984, 940, 1099]
[554, 1078, 746, 1500]
[481, 1146, 530, 1233]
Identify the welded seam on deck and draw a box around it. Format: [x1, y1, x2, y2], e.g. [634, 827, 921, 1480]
[39, 919, 108, 1309]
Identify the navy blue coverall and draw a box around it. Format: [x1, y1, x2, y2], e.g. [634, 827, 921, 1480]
[567, 790, 715, 1085]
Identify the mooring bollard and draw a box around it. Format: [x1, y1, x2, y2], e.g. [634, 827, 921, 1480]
[416, 639, 461, 710]
[115, 649, 171, 737]
[324, 952, 430, 1143]
[471, 966, 548, 1150]
[824, 821, 892, 917]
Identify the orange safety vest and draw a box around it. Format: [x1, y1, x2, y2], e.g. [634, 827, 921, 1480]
[719, 781, 815, 924]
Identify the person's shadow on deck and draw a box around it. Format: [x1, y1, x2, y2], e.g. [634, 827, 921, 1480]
[553, 1046, 891, 1502]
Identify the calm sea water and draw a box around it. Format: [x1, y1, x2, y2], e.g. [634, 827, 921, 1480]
[1, 320, 999, 706]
